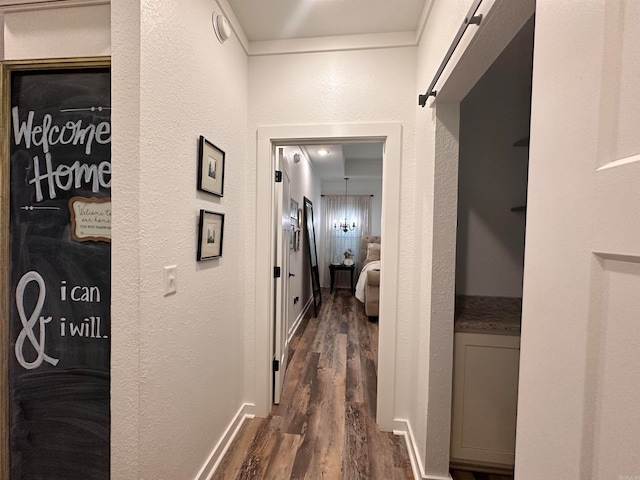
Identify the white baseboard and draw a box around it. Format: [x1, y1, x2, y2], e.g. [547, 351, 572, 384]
[393, 419, 453, 480]
[193, 403, 255, 480]
[287, 296, 313, 345]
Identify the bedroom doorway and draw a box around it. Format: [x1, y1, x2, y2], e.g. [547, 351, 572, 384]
[254, 123, 402, 431]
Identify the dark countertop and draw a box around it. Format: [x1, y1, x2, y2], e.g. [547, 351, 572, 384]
[454, 295, 521, 335]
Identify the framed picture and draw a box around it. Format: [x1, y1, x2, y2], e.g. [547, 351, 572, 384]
[197, 210, 225, 260]
[198, 136, 225, 196]
[290, 198, 298, 219]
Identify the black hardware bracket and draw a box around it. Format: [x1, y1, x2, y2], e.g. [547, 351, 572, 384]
[418, 0, 484, 107]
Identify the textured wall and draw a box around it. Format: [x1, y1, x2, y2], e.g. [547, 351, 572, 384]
[412, 0, 475, 477]
[283, 146, 321, 336]
[112, 0, 248, 478]
[412, 1, 535, 476]
[110, 2, 141, 478]
[3, 5, 110, 60]
[247, 46, 418, 419]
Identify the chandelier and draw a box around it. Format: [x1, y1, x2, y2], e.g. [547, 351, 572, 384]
[334, 177, 356, 233]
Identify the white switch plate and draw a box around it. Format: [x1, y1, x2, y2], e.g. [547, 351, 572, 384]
[163, 265, 177, 295]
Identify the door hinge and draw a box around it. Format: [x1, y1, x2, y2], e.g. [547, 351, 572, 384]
[275, 170, 282, 182]
[273, 359, 280, 372]
[274, 266, 281, 278]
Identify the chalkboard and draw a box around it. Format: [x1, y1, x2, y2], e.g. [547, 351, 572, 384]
[4, 61, 111, 480]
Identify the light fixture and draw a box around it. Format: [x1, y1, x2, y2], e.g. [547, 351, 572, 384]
[318, 148, 329, 156]
[212, 11, 231, 44]
[293, 153, 301, 164]
[334, 177, 356, 233]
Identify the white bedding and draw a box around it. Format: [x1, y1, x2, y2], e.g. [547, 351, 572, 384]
[355, 260, 380, 302]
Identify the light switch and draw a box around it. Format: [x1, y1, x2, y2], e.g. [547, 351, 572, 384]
[163, 265, 177, 295]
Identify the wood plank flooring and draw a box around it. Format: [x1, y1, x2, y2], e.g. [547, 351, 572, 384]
[213, 288, 413, 480]
[214, 288, 516, 480]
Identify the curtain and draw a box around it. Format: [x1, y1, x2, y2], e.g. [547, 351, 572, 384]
[321, 195, 371, 288]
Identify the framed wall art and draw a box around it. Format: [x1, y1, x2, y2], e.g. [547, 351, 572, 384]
[198, 135, 225, 196]
[197, 210, 225, 260]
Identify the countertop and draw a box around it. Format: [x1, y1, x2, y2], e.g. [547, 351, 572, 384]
[454, 295, 521, 335]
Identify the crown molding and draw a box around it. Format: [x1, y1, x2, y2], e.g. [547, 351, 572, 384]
[0, 0, 107, 12]
[249, 30, 416, 57]
[216, 0, 249, 55]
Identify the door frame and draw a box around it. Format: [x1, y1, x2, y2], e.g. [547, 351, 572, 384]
[273, 147, 290, 404]
[420, 0, 536, 476]
[253, 122, 402, 430]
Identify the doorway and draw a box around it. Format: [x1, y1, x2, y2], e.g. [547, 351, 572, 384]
[450, 18, 534, 472]
[253, 123, 402, 431]
[419, 0, 536, 475]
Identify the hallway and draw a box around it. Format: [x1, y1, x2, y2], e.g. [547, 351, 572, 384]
[213, 289, 413, 479]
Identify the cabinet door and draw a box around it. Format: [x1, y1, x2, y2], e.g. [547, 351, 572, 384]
[451, 332, 520, 468]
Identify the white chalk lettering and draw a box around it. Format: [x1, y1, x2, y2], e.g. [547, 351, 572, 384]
[69, 320, 89, 337]
[14, 271, 59, 370]
[12, 106, 111, 155]
[68, 317, 105, 338]
[70, 285, 101, 303]
[28, 153, 111, 202]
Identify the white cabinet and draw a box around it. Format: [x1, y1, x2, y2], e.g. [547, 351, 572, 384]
[450, 332, 520, 470]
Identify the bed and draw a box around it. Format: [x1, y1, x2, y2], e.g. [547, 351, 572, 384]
[355, 235, 381, 317]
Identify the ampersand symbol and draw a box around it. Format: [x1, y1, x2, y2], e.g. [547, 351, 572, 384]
[15, 271, 59, 370]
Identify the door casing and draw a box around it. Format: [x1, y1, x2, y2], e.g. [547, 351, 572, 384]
[254, 122, 402, 430]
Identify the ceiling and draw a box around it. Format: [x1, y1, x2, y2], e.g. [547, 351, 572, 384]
[302, 143, 383, 180]
[226, 0, 422, 179]
[226, 0, 429, 42]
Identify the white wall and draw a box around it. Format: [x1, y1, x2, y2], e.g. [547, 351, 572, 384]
[3, 4, 110, 60]
[283, 146, 321, 337]
[7, 2, 584, 480]
[111, 1, 249, 479]
[406, 1, 476, 476]
[247, 47, 418, 422]
[456, 20, 532, 298]
[410, 1, 537, 475]
[6, 3, 250, 478]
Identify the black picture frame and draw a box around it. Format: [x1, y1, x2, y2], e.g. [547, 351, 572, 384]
[197, 210, 225, 260]
[198, 136, 225, 196]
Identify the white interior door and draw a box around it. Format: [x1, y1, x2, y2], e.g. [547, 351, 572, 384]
[517, 2, 640, 479]
[273, 147, 290, 404]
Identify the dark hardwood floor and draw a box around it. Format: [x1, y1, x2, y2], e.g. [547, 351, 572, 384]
[214, 288, 516, 480]
[213, 288, 413, 479]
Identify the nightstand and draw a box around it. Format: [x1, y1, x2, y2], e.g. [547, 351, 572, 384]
[329, 263, 355, 295]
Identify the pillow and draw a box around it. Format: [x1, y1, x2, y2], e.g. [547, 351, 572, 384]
[364, 242, 381, 265]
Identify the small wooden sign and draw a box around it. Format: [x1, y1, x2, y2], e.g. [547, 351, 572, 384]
[69, 196, 111, 242]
